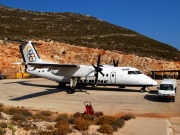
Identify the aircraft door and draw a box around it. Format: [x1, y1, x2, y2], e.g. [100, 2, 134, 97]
[110, 72, 116, 84]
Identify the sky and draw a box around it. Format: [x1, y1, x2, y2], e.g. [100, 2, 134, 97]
[1, 0, 180, 50]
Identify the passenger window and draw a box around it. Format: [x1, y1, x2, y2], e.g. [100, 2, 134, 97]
[106, 74, 108, 77]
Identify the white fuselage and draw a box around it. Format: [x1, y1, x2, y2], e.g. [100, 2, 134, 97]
[26, 65, 157, 87]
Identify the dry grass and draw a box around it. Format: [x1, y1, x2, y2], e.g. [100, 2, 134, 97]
[0, 103, 135, 134]
[74, 117, 90, 131]
[95, 115, 116, 125]
[55, 120, 71, 135]
[97, 124, 113, 134]
[40, 110, 52, 116]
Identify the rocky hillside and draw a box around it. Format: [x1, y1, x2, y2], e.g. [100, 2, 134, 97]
[0, 5, 180, 61]
[0, 40, 180, 79]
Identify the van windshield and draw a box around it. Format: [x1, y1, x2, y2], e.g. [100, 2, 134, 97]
[160, 84, 173, 90]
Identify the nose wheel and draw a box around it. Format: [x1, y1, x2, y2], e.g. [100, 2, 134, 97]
[140, 86, 146, 93]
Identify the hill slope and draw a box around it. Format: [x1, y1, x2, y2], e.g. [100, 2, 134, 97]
[0, 5, 180, 61]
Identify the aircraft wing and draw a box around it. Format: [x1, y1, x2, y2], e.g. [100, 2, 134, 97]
[28, 63, 79, 69]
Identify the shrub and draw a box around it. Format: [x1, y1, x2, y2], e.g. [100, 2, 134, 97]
[23, 126, 31, 131]
[74, 117, 90, 131]
[40, 110, 52, 116]
[32, 112, 47, 121]
[0, 107, 4, 113]
[95, 115, 116, 125]
[8, 124, 16, 134]
[121, 114, 135, 121]
[111, 124, 118, 131]
[82, 114, 95, 121]
[46, 125, 54, 130]
[68, 117, 76, 124]
[55, 113, 69, 122]
[6, 107, 32, 117]
[73, 112, 81, 117]
[0, 122, 7, 128]
[0, 127, 5, 135]
[11, 113, 26, 121]
[38, 130, 54, 135]
[97, 124, 113, 134]
[112, 117, 125, 128]
[54, 120, 71, 135]
[94, 111, 103, 118]
[0, 103, 4, 107]
[62, 50, 66, 54]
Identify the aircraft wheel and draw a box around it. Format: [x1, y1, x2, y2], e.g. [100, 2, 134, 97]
[67, 88, 75, 94]
[140, 88, 145, 93]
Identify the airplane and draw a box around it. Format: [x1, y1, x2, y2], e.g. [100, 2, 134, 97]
[4, 38, 158, 94]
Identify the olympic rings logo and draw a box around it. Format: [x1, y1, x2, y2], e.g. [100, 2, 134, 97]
[27, 46, 37, 62]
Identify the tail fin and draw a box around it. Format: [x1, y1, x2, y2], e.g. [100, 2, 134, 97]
[3, 38, 42, 65]
[19, 41, 42, 65]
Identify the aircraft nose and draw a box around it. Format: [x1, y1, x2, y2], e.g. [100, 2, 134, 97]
[152, 80, 158, 86]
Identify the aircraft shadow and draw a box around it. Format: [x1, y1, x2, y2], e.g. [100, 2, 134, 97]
[5, 81, 58, 88]
[8, 81, 159, 100]
[75, 86, 141, 93]
[10, 87, 67, 101]
[148, 90, 158, 94]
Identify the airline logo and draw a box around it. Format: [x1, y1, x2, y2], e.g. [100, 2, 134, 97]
[27, 46, 37, 62]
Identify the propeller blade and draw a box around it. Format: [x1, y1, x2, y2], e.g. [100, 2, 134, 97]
[99, 71, 104, 76]
[97, 55, 101, 66]
[94, 72, 98, 86]
[113, 60, 119, 67]
[92, 55, 104, 86]
[92, 64, 97, 70]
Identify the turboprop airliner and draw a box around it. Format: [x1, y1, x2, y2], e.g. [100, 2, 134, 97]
[4, 39, 158, 94]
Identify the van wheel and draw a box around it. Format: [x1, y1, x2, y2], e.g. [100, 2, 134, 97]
[172, 98, 175, 102]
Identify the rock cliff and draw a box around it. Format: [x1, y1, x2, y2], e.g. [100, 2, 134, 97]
[0, 40, 180, 79]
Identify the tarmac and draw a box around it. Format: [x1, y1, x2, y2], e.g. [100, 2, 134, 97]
[0, 78, 179, 135]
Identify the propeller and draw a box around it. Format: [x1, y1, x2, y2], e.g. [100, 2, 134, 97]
[113, 59, 119, 67]
[92, 55, 104, 86]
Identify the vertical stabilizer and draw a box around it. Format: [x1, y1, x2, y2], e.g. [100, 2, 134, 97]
[20, 41, 42, 65]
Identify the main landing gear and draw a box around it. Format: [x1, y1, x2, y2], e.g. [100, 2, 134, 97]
[140, 86, 146, 93]
[67, 77, 80, 94]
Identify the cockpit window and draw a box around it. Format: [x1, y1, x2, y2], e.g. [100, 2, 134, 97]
[128, 70, 142, 75]
[160, 84, 173, 90]
[135, 71, 142, 74]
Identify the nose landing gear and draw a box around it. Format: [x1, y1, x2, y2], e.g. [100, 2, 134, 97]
[140, 86, 146, 93]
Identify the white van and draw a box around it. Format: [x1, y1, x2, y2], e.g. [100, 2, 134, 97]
[158, 79, 177, 102]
